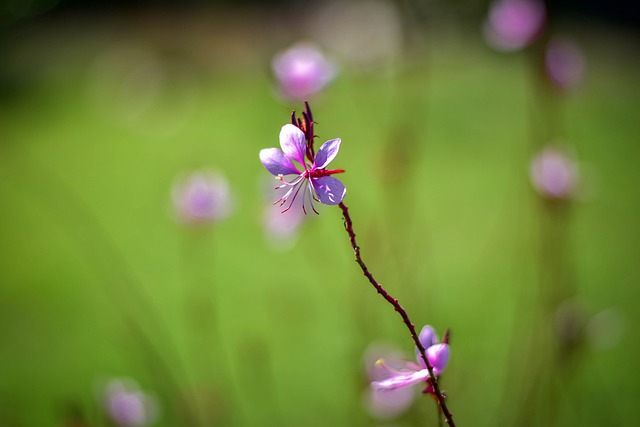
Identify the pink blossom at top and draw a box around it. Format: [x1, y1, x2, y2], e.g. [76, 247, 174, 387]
[371, 325, 450, 392]
[272, 43, 337, 100]
[484, 0, 546, 52]
[104, 379, 158, 427]
[172, 170, 233, 225]
[545, 37, 585, 91]
[260, 124, 346, 214]
[530, 145, 579, 199]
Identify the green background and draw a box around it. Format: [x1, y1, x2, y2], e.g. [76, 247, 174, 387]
[1, 7, 639, 426]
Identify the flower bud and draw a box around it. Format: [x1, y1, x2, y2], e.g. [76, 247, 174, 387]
[427, 343, 450, 375]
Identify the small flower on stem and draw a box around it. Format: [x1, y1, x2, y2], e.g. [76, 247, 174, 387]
[372, 325, 450, 394]
[259, 113, 346, 214]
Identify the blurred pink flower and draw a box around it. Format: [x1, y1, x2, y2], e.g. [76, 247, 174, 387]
[545, 37, 585, 91]
[172, 170, 233, 225]
[484, 0, 546, 52]
[363, 343, 415, 419]
[272, 43, 337, 100]
[104, 379, 158, 427]
[262, 179, 306, 249]
[530, 146, 579, 199]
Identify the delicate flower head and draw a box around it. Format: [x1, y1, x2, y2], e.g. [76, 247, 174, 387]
[259, 109, 346, 214]
[103, 378, 158, 427]
[545, 37, 585, 91]
[172, 170, 233, 225]
[272, 42, 337, 100]
[484, 0, 546, 52]
[371, 325, 450, 392]
[530, 145, 579, 199]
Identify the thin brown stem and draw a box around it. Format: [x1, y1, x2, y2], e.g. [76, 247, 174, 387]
[338, 202, 456, 426]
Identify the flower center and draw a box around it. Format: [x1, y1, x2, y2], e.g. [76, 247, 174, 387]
[309, 168, 345, 178]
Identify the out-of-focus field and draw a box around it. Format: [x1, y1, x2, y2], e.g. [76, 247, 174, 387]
[0, 8, 639, 427]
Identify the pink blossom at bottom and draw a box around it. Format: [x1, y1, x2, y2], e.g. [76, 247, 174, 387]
[371, 325, 450, 392]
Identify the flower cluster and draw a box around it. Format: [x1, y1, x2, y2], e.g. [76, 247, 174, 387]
[259, 104, 346, 214]
[371, 325, 450, 394]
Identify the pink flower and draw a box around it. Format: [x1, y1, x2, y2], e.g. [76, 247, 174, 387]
[272, 43, 337, 100]
[530, 145, 579, 199]
[103, 379, 158, 427]
[172, 170, 233, 224]
[545, 37, 585, 91]
[259, 124, 346, 214]
[484, 0, 546, 52]
[371, 325, 450, 392]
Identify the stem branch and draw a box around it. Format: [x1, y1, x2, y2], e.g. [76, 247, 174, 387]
[338, 202, 456, 426]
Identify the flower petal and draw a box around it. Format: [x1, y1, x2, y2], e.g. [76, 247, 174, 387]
[313, 138, 341, 169]
[416, 325, 439, 367]
[427, 343, 450, 375]
[367, 386, 415, 420]
[260, 148, 301, 176]
[311, 176, 346, 205]
[279, 124, 307, 166]
[371, 368, 430, 391]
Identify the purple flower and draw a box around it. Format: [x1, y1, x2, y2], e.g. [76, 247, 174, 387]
[272, 43, 337, 100]
[172, 170, 233, 225]
[260, 123, 346, 214]
[545, 37, 585, 91]
[104, 379, 158, 427]
[530, 145, 579, 199]
[371, 325, 450, 392]
[484, 0, 546, 52]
